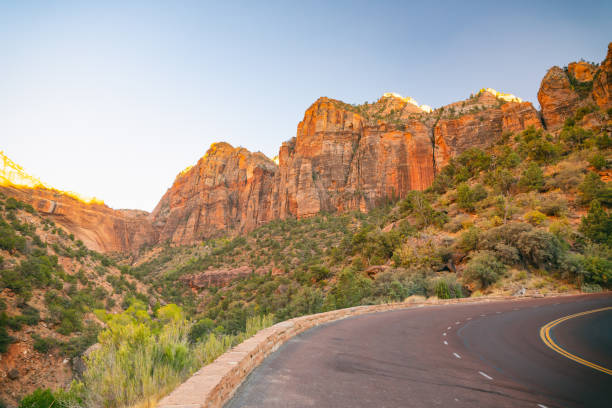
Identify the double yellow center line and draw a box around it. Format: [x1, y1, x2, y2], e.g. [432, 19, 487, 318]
[539, 306, 612, 375]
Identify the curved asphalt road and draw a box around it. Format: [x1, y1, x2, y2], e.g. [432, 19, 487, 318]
[226, 293, 611, 408]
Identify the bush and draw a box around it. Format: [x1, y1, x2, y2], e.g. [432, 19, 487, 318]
[589, 153, 607, 170]
[516, 229, 563, 269]
[519, 163, 544, 191]
[538, 194, 567, 216]
[578, 172, 612, 206]
[326, 269, 373, 309]
[456, 183, 487, 211]
[582, 256, 611, 287]
[457, 227, 480, 252]
[524, 210, 547, 226]
[580, 200, 612, 246]
[0, 326, 13, 353]
[18, 389, 55, 408]
[463, 251, 506, 288]
[84, 302, 273, 408]
[560, 125, 593, 149]
[432, 276, 463, 299]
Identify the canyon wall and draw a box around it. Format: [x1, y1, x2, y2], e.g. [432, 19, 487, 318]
[2, 42, 610, 252]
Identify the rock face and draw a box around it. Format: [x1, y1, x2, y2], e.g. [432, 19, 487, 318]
[179, 266, 255, 289]
[0, 184, 157, 253]
[593, 42, 612, 111]
[0, 152, 156, 253]
[274, 97, 435, 218]
[537, 66, 582, 130]
[433, 91, 541, 169]
[4, 43, 610, 252]
[568, 61, 596, 82]
[151, 143, 278, 243]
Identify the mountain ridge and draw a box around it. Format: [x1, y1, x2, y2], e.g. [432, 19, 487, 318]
[1, 42, 611, 253]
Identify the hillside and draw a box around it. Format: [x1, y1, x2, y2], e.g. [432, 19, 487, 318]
[0, 195, 156, 405]
[0, 43, 610, 408]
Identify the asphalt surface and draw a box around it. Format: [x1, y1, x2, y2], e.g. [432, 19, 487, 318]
[225, 293, 612, 408]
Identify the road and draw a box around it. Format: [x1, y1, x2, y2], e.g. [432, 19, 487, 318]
[225, 293, 612, 408]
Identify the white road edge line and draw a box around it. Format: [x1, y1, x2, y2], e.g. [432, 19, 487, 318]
[478, 371, 493, 380]
[453, 353, 461, 359]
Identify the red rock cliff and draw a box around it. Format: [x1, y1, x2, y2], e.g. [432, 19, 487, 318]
[0, 184, 156, 253]
[7, 43, 611, 251]
[151, 142, 278, 244]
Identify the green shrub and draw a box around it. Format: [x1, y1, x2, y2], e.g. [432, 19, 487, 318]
[84, 303, 273, 408]
[457, 227, 480, 252]
[456, 183, 487, 211]
[18, 389, 55, 408]
[516, 229, 563, 269]
[578, 172, 612, 206]
[538, 194, 567, 216]
[580, 200, 612, 246]
[589, 153, 607, 170]
[560, 125, 593, 149]
[524, 210, 547, 226]
[326, 268, 373, 309]
[0, 326, 13, 353]
[432, 276, 463, 299]
[581, 256, 612, 287]
[463, 251, 506, 288]
[519, 163, 544, 191]
[31, 334, 58, 354]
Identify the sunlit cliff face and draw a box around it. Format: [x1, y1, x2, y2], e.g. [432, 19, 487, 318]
[479, 88, 522, 103]
[382, 92, 432, 113]
[0, 151, 104, 205]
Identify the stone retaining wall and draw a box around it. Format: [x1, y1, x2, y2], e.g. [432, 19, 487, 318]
[155, 294, 563, 408]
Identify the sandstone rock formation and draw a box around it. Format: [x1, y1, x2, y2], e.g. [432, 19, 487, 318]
[4, 43, 610, 252]
[537, 66, 582, 130]
[538, 42, 612, 130]
[433, 91, 540, 169]
[568, 61, 596, 82]
[593, 42, 612, 111]
[0, 184, 156, 253]
[273, 96, 435, 218]
[179, 266, 255, 289]
[1, 152, 156, 253]
[151, 143, 278, 243]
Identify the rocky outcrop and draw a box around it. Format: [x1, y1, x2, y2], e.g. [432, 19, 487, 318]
[5, 44, 610, 252]
[593, 42, 612, 111]
[501, 102, 542, 133]
[433, 91, 540, 169]
[0, 184, 157, 253]
[151, 143, 278, 244]
[568, 61, 596, 82]
[274, 97, 435, 218]
[179, 266, 256, 289]
[537, 66, 582, 130]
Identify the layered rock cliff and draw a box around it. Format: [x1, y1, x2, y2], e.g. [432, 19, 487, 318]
[2, 42, 610, 252]
[538, 42, 612, 130]
[151, 143, 278, 243]
[0, 151, 157, 253]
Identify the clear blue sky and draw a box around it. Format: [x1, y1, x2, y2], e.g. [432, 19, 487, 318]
[1, 0, 611, 211]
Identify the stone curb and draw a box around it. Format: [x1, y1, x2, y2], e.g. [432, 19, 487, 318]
[156, 293, 578, 408]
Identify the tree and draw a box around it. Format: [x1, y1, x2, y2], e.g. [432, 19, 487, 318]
[580, 200, 612, 246]
[463, 251, 506, 288]
[519, 163, 544, 191]
[578, 172, 612, 206]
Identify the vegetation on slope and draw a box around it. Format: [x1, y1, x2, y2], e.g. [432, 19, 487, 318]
[6, 106, 611, 408]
